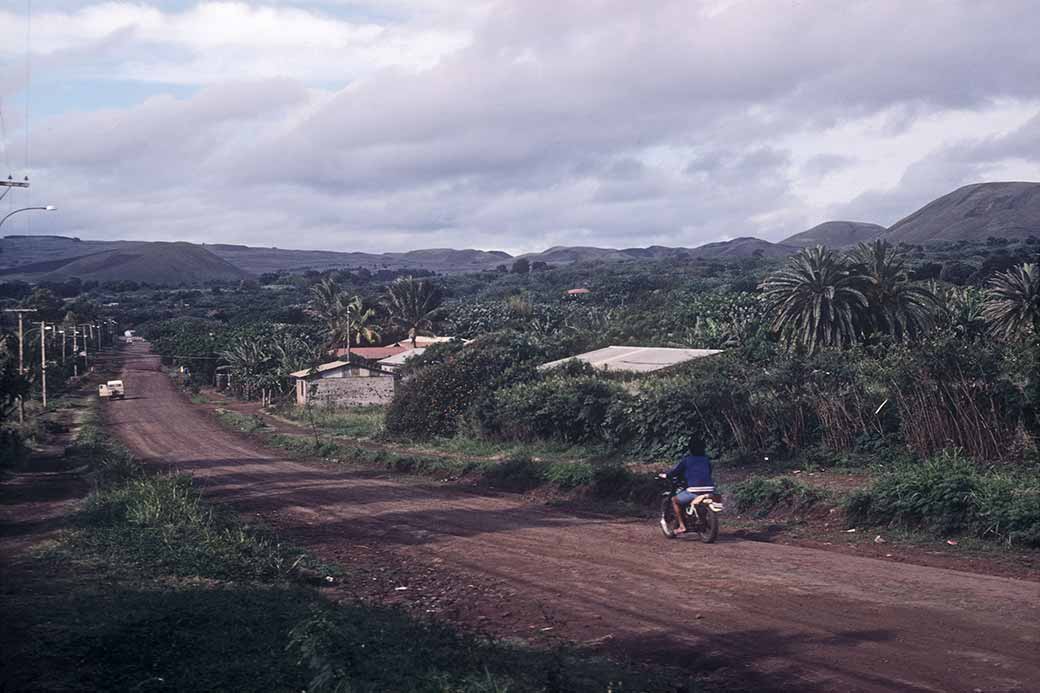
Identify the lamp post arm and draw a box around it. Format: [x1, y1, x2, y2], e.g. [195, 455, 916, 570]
[0, 206, 55, 229]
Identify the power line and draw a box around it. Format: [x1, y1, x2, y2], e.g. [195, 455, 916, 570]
[24, 0, 31, 171]
[23, 0, 32, 232]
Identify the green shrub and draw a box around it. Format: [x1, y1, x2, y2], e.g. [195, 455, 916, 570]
[845, 450, 1040, 546]
[604, 359, 766, 458]
[544, 461, 596, 489]
[385, 333, 550, 439]
[482, 455, 546, 491]
[730, 476, 827, 517]
[484, 375, 629, 444]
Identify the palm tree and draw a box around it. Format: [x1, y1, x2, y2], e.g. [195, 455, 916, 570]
[337, 295, 381, 360]
[849, 240, 938, 339]
[220, 338, 271, 400]
[983, 263, 1040, 339]
[759, 246, 868, 354]
[935, 284, 988, 340]
[309, 277, 342, 325]
[309, 279, 379, 355]
[384, 277, 441, 347]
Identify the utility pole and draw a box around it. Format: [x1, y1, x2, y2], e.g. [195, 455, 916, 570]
[39, 321, 47, 409]
[72, 328, 79, 377]
[81, 324, 91, 372]
[3, 308, 38, 423]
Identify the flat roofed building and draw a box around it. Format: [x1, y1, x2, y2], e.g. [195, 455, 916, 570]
[539, 346, 723, 373]
[377, 347, 427, 372]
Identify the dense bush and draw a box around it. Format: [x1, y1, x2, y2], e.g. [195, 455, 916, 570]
[385, 332, 552, 439]
[845, 450, 1040, 546]
[460, 327, 1029, 466]
[481, 371, 629, 444]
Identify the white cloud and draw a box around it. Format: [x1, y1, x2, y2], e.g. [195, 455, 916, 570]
[0, 2, 470, 87]
[2, 0, 1039, 252]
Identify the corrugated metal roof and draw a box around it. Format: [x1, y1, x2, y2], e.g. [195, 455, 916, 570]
[289, 360, 351, 379]
[341, 345, 412, 360]
[539, 346, 723, 373]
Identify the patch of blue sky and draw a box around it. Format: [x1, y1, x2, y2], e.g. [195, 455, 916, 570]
[21, 79, 198, 119]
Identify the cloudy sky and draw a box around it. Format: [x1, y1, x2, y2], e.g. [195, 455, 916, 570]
[1, 1, 1038, 254]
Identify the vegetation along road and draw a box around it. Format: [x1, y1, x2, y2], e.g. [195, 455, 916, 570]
[105, 342, 1039, 693]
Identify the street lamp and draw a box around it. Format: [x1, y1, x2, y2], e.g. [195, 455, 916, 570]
[0, 205, 57, 229]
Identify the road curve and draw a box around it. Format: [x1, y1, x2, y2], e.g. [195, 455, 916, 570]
[104, 343, 1040, 693]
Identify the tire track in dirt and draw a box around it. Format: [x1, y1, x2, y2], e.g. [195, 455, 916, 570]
[102, 342, 1040, 693]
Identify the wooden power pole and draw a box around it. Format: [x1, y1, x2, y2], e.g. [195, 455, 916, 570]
[3, 308, 38, 423]
[39, 321, 47, 409]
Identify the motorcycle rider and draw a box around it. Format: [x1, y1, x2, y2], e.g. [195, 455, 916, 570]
[658, 437, 715, 535]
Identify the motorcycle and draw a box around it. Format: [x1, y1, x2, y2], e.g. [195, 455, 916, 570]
[659, 474, 723, 543]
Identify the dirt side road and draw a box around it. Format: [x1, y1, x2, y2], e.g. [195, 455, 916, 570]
[104, 343, 1040, 693]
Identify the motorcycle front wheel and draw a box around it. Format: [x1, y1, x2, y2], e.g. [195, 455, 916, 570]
[659, 497, 678, 538]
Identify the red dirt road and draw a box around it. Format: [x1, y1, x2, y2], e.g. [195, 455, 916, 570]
[105, 343, 1040, 692]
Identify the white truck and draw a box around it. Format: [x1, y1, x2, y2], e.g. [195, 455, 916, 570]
[99, 380, 125, 400]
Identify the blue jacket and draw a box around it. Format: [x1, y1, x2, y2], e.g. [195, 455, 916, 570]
[669, 455, 714, 488]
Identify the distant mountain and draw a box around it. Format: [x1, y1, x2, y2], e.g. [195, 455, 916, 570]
[2, 180, 1037, 284]
[386, 248, 513, 268]
[689, 236, 799, 259]
[0, 241, 249, 284]
[0, 235, 142, 269]
[782, 221, 886, 248]
[883, 182, 1040, 243]
[206, 244, 510, 274]
[518, 246, 635, 265]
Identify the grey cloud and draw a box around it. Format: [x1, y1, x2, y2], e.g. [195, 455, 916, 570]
[801, 154, 857, 178]
[834, 110, 1040, 226]
[12, 0, 1040, 252]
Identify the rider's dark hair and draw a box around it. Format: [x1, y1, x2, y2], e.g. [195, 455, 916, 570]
[687, 437, 706, 456]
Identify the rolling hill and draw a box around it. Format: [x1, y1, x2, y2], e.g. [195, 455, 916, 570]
[782, 221, 886, 248]
[205, 244, 510, 274]
[689, 237, 799, 258]
[0, 241, 250, 284]
[2, 180, 1037, 284]
[883, 182, 1040, 244]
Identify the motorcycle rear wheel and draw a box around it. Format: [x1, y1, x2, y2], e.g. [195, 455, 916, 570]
[695, 506, 719, 543]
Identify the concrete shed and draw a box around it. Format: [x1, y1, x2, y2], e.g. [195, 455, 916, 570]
[289, 361, 397, 407]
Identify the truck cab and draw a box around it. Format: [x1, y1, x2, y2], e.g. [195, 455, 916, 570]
[99, 380, 125, 400]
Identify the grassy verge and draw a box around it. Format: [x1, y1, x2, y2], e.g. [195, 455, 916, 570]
[215, 407, 269, 434]
[3, 408, 691, 692]
[728, 476, 830, 518]
[274, 403, 609, 462]
[217, 406, 657, 497]
[247, 421, 665, 505]
[845, 450, 1040, 547]
[278, 403, 386, 438]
